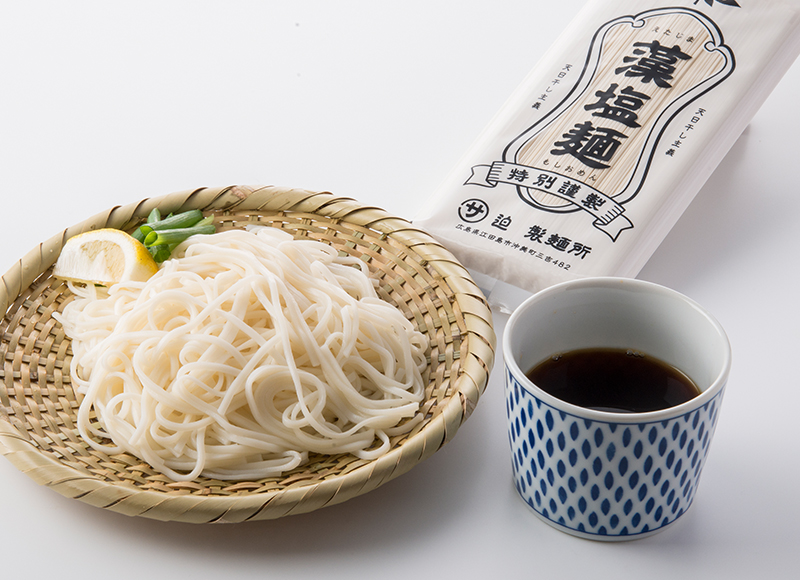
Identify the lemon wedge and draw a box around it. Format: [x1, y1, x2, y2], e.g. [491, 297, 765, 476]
[53, 228, 159, 286]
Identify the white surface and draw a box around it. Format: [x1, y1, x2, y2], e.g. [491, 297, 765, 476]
[1, 1, 799, 578]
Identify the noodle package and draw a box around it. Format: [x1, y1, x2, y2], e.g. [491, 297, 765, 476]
[414, 0, 800, 306]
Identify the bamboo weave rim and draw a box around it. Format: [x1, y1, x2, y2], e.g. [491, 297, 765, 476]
[0, 185, 495, 523]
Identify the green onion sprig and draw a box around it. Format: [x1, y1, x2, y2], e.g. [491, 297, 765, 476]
[132, 209, 216, 263]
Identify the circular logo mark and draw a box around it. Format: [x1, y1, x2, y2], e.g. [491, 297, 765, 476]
[458, 198, 489, 223]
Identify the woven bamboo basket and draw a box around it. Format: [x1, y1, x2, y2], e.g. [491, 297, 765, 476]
[0, 185, 495, 523]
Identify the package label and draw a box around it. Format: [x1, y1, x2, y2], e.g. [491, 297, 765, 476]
[466, 8, 733, 242]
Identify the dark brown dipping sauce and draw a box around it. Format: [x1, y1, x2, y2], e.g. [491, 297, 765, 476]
[525, 348, 701, 413]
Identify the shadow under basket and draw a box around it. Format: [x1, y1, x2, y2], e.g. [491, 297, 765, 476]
[0, 185, 495, 523]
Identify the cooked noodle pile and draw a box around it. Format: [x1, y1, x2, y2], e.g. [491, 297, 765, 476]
[57, 228, 428, 481]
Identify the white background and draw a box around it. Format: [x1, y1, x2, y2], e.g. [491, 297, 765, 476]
[1, 1, 799, 578]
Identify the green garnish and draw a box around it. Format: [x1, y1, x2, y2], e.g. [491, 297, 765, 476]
[132, 209, 216, 263]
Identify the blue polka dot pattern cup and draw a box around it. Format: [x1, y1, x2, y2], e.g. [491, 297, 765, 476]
[503, 278, 731, 541]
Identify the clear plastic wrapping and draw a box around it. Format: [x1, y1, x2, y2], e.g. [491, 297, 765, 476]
[414, 0, 800, 310]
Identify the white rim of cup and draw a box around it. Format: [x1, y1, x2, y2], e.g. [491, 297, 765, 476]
[502, 277, 732, 424]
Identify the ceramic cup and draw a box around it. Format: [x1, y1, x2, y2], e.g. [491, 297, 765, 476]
[503, 277, 731, 541]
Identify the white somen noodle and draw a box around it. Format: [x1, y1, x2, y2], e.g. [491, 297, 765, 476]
[56, 227, 428, 481]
